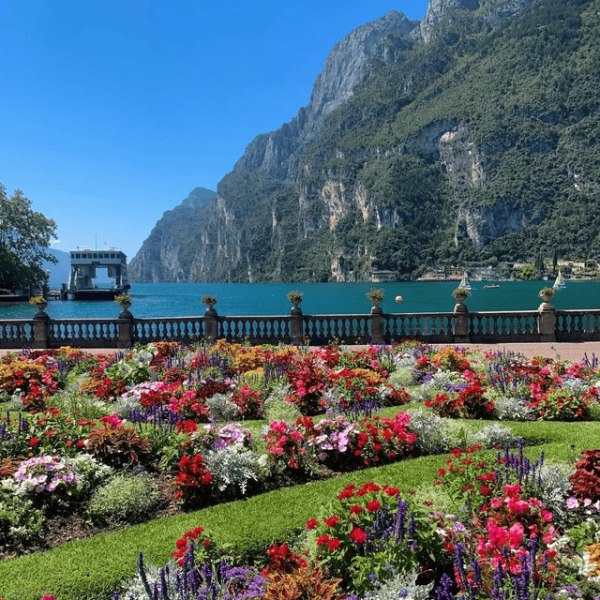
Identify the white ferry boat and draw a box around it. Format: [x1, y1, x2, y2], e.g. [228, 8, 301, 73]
[65, 248, 130, 301]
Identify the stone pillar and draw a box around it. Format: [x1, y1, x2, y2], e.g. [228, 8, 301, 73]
[204, 308, 218, 342]
[370, 306, 385, 345]
[32, 313, 50, 349]
[290, 306, 304, 345]
[453, 302, 471, 344]
[538, 301, 556, 342]
[118, 311, 134, 349]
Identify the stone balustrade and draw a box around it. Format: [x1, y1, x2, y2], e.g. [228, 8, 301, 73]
[2, 302, 600, 349]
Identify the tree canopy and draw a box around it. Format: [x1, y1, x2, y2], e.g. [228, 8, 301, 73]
[0, 184, 57, 291]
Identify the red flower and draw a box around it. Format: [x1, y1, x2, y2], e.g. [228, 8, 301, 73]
[366, 499, 382, 513]
[316, 534, 330, 547]
[29, 437, 39, 447]
[349, 527, 367, 544]
[327, 538, 341, 551]
[323, 515, 341, 528]
[306, 518, 319, 530]
[349, 505, 363, 514]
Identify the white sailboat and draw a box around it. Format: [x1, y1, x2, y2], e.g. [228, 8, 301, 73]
[553, 270, 566, 289]
[458, 272, 472, 290]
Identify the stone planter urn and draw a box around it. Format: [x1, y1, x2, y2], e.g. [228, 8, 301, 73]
[451, 287, 470, 312]
[29, 296, 48, 316]
[538, 287, 555, 310]
[201, 294, 218, 315]
[287, 291, 304, 315]
[114, 294, 132, 317]
[366, 288, 384, 314]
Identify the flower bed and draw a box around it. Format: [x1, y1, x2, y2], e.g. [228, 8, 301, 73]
[1, 341, 600, 599]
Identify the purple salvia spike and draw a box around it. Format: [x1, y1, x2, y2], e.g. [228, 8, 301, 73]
[137, 552, 154, 598]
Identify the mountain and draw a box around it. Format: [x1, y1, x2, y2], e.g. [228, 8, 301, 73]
[129, 187, 216, 282]
[131, 0, 600, 283]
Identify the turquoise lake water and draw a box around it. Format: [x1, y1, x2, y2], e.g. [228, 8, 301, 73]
[1, 281, 599, 320]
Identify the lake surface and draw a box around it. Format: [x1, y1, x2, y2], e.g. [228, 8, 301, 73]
[1, 281, 599, 320]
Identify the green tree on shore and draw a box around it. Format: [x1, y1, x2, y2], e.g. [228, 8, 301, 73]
[0, 184, 57, 291]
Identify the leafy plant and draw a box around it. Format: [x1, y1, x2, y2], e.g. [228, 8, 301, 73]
[538, 286, 556, 300]
[366, 288, 384, 305]
[0, 489, 45, 556]
[87, 473, 159, 525]
[85, 419, 151, 469]
[28, 295, 47, 308]
[201, 294, 217, 307]
[262, 566, 343, 600]
[569, 448, 600, 503]
[203, 445, 268, 499]
[286, 290, 304, 305]
[451, 287, 471, 301]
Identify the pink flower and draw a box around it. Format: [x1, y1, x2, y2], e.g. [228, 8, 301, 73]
[541, 509, 553, 522]
[542, 526, 556, 545]
[507, 497, 530, 514]
[508, 523, 524, 549]
[269, 421, 287, 434]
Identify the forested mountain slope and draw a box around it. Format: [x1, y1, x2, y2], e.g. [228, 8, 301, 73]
[130, 0, 600, 283]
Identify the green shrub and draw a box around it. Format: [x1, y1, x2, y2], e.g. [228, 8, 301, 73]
[87, 473, 159, 526]
[0, 489, 45, 556]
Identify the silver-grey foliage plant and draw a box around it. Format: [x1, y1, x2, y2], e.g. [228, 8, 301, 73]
[493, 396, 535, 421]
[203, 446, 268, 495]
[407, 410, 451, 455]
[362, 569, 433, 600]
[263, 383, 301, 422]
[206, 392, 240, 421]
[475, 424, 519, 449]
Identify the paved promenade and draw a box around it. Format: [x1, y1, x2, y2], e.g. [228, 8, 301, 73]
[2, 342, 600, 364]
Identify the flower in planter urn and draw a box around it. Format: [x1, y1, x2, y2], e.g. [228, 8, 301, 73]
[451, 287, 471, 301]
[201, 294, 217, 307]
[114, 293, 131, 305]
[366, 288, 384, 305]
[286, 290, 304, 305]
[538, 287, 555, 300]
[28, 295, 47, 308]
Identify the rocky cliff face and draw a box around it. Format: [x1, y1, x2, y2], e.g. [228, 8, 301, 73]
[232, 11, 419, 180]
[413, 0, 533, 42]
[129, 188, 216, 282]
[131, 0, 600, 283]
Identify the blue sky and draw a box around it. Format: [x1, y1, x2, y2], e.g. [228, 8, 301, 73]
[0, 0, 430, 261]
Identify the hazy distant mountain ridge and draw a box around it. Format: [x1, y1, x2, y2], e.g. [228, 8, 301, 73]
[131, 0, 600, 283]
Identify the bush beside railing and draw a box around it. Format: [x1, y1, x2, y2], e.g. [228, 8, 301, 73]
[3, 304, 600, 349]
